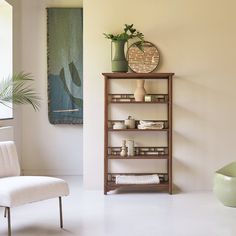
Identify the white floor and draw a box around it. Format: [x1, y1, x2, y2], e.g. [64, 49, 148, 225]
[1, 176, 236, 236]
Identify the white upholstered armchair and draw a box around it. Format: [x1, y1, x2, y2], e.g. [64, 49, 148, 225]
[0, 141, 69, 236]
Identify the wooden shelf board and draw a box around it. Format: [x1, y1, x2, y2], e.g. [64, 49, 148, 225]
[107, 182, 169, 188]
[108, 128, 169, 132]
[110, 101, 169, 104]
[108, 155, 168, 159]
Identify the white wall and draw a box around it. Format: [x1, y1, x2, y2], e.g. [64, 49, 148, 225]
[2, 0, 22, 155]
[20, 0, 83, 175]
[84, 0, 236, 191]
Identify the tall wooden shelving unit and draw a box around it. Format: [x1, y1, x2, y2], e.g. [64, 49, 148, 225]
[103, 73, 174, 194]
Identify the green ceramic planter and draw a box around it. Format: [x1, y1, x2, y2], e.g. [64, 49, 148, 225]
[213, 161, 236, 207]
[111, 40, 128, 72]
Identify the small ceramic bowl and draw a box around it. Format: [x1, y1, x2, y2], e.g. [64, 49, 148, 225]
[113, 122, 126, 129]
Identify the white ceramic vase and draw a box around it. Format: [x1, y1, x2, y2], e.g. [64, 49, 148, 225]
[134, 80, 146, 102]
[127, 140, 134, 156]
[120, 140, 127, 157]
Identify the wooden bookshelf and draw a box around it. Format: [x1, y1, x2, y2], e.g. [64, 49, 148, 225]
[102, 73, 174, 194]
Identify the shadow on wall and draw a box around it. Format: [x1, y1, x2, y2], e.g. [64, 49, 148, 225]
[173, 76, 210, 192]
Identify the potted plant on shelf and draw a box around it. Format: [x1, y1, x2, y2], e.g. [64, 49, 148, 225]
[104, 24, 144, 73]
[0, 72, 40, 111]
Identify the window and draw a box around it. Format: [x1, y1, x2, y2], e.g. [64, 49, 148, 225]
[0, 0, 13, 119]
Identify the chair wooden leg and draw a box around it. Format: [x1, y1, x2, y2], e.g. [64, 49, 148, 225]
[7, 207, 11, 236]
[59, 197, 63, 228]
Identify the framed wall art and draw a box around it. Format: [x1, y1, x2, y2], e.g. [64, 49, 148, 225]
[127, 41, 160, 73]
[47, 8, 83, 124]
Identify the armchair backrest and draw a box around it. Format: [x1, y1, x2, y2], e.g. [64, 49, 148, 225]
[0, 141, 20, 177]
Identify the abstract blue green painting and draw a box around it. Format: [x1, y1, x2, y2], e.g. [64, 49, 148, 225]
[47, 8, 83, 124]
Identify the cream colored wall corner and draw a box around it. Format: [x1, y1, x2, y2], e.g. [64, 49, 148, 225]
[20, 0, 83, 176]
[83, 0, 236, 191]
[3, 0, 22, 157]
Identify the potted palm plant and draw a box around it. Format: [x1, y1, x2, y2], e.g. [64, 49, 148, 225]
[104, 24, 144, 72]
[0, 72, 40, 111]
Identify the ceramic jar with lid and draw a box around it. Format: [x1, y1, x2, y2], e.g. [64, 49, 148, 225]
[124, 116, 135, 129]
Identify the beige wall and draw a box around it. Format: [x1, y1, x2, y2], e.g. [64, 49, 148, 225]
[6, 0, 236, 190]
[84, 0, 236, 191]
[20, 0, 83, 175]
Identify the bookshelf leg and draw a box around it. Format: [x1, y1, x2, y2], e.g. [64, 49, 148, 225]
[104, 187, 107, 195]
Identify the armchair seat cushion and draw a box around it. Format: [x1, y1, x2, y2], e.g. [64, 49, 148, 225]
[0, 176, 69, 207]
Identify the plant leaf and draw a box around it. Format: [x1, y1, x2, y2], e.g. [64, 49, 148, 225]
[104, 24, 144, 42]
[0, 72, 40, 111]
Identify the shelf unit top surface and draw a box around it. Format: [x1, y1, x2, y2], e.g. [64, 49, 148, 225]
[102, 72, 174, 79]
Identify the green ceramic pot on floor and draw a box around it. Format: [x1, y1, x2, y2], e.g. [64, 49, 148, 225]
[111, 40, 128, 73]
[213, 161, 236, 207]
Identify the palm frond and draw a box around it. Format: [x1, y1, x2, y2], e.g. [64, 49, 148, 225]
[0, 72, 40, 111]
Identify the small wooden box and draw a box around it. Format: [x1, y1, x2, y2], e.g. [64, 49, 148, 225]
[144, 95, 152, 102]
